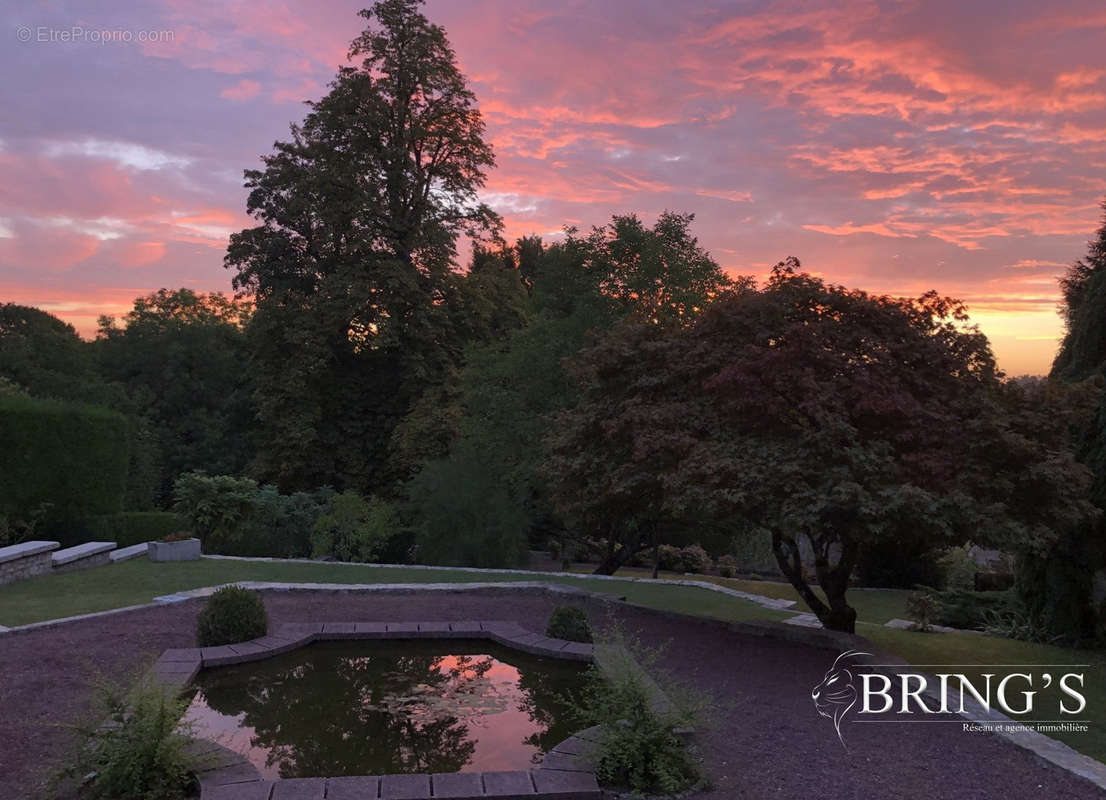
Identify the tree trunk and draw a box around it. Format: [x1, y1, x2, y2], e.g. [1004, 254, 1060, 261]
[771, 530, 859, 634]
[593, 523, 642, 575]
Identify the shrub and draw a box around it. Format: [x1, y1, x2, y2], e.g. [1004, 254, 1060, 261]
[87, 511, 185, 547]
[196, 585, 267, 647]
[905, 591, 940, 632]
[0, 395, 130, 529]
[411, 456, 529, 568]
[311, 491, 399, 563]
[571, 630, 702, 794]
[58, 677, 198, 800]
[716, 554, 738, 578]
[679, 544, 712, 574]
[930, 587, 1013, 630]
[656, 544, 682, 572]
[938, 546, 978, 591]
[172, 472, 258, 554]
[546, 606, 593, 643]
[856, 538, 944, 588]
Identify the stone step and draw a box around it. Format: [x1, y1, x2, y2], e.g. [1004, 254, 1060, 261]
[52, 541, 116, 568]
[109, 543, 149, 563]
[0, 540, 59, 564]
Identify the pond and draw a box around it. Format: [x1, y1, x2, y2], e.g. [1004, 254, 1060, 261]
[184, 639, 588, 779]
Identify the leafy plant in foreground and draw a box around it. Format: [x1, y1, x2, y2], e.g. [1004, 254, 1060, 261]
[567, 627, 704, 795]
[57, 677, 198, 800]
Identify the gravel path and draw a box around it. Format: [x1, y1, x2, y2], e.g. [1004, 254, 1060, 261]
[0, 590, 1100, 799]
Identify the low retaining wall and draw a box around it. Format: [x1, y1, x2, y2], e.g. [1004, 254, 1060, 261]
[0, 541, 59, 586]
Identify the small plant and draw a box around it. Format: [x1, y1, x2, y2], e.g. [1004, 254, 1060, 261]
[716, 554, 738, 579]
[196, 585, 268, 647]
[310, 490, 399, 563]
[656, 544, 682, 572]
[57, 676, 199, 800]
[905, 591, 940, 632]
[546, 605, 593, 643]
[679, 544, 713, 574]
[568, 627, 704, 795]
[160, 530, 194, 543]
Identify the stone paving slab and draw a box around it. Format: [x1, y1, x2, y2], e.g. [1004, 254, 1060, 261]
[325, 776, 381, 800]
[204, 781, 273, 800]
[354, 621, 389, 637]
[430, 771, 484, 799]
[483, 770, 535, 797]
[271, 777, 325, 799]
[531, 769, 601, 798]
[381, 772, 431, 799]
[782, 612, 823, 628]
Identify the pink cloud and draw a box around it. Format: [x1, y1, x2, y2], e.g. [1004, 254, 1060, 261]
[221, 79, 261, 101]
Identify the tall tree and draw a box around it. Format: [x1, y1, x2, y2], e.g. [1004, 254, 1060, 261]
[95, 289, 254, 501]
[546, 262, 1095, 630]
[1052, 199, 1106, 381]
[408, 214, 734, 567]
[226, 0, 500, 492]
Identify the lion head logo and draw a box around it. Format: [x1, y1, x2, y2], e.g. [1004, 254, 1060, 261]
[812, 649, 871, 748]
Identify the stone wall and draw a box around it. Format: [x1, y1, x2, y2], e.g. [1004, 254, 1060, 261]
[0, 551, 54, 586]
[52, 551, 113, 575]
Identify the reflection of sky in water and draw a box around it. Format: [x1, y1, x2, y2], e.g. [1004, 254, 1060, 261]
[183, 643, 581, 779]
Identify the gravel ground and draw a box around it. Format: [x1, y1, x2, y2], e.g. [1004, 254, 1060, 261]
[0, 589, 1101, 799]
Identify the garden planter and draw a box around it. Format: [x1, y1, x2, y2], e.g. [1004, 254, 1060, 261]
[147, 538, 202, 562]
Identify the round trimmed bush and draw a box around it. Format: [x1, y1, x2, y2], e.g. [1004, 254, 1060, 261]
[196, 585, 268, 647]
[546, 605, 593, 643]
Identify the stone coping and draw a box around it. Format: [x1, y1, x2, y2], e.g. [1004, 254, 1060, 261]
[0, 540, 59, 564]
[51, 541, 117, 567]
[109, 542, 150, 563]
[156, 621, 603, 800]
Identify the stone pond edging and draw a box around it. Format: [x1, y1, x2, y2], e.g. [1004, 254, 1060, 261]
[157, 620, 606, 800]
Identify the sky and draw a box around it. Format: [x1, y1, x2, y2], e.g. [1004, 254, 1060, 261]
[2, 0, 1105, 375]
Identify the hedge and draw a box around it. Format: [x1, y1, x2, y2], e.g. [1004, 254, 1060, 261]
[0, 395, 130, 527]
[86, 512, 186, 547]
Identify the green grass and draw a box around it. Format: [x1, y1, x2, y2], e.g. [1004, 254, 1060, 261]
[0, 558, 791, 628]
[2, 557, 1103, 763]
[572, 565, 912, 623]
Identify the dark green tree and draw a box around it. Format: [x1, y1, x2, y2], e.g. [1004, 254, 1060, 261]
[96, 289, 254, 501]
[226, 0, 500, 492]
[407, 214, 732, 567]
[1052, 199, 1106, 381]
[546, 262, 1096, 630]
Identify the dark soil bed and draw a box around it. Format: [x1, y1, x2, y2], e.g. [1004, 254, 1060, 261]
[0, 589, 1100, 799]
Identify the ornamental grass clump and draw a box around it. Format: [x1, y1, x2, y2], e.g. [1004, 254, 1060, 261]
[546, 605, 593, 643]
[195, 585, 268, 647]
[568, 627, 705, 795]
[57, 676, 199, 800]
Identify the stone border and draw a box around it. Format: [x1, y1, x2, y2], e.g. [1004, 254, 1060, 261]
[155, 620, 603, 800]
[201, 554, 799, 611]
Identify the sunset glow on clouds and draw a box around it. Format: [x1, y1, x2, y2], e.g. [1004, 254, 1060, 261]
[3, 0, 1106, 374]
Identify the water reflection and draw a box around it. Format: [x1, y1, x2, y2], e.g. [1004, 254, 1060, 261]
[184, 639, 584, 779]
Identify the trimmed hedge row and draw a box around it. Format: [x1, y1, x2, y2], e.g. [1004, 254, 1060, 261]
[86, 512, 185, 547]
[0, 395, 130, 526]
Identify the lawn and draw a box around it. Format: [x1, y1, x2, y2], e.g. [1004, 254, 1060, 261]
[573, 565, 913, 623]
[2, 557, 1103, 763]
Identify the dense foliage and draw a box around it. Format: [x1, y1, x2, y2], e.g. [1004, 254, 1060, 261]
[96, 289, 254, 501]
[0, 395, 131, 536]
[86, 512, 186, 547]
[546, 605, 593, 643]
[226, 0, 503, 494]
[545, 262, 1096, 631]
[196, 585, 268, 647]
[60, 678, 198, 800]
